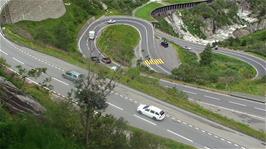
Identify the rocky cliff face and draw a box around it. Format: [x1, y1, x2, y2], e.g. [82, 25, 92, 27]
[1, 0, 66, 24]
[167, 0, 266, 44]
[0, 76, 46, 116]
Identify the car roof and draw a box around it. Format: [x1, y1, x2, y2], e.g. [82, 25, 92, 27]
[66, 70, 82, 76]
[149, 106, 163, 112]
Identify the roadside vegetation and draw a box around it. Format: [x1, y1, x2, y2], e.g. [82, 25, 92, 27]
[171, 44, 265, 96]
[3, 27, 266, 141]
[135, 2, 163, 21]
[2, 0, 266, 142]
[97, 25, 140, 66]
[4, 0, 148, 53]
[219, 29, 266, 59]
[180, 0, 239, 39]
[0, 59, 194, 149]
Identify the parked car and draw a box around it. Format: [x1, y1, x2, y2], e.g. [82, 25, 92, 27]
[101, 57, 112, 64]
[107, 19, 116, 24]
[161, 41, 169, 48]
[137, 104, 165, 121]
[89, 31, 95, 40]
[91, 56, 100, 63]
[62, 70, 84, 82]
[214, 45, 218, 50]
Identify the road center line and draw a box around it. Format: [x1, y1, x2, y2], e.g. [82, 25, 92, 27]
[106, 102, 124, 111]
[52, 77, 69, 86]
[133, 114, 157, 126]
[167, 129, 193, 143]
[229, 101, 246, 107]
[12, 57, 24, 65]
[183, 90, 197, 95]
[204, 95, 221, 101]
[254, 107, 266, 112]
[0, 49, 8, 55]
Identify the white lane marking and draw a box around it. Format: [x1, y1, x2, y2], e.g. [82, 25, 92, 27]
[207, 132, 212, 136]
[197, 101, 266, 121]
[160, 79, 265, 105]
[254, 107, 266, 112]
[52, 77, 69, 86]
[106, 102, 124, 111]
[204, 146, 210, 149]
[183, 90, 197, 95]
[204, 95, 221, 101]
[26, 78, 39, 85]
[195, 127, 199, 130]
[0, 49, 8, 55]
[12, 57, 24, 65]
[201, 130, 205, 133]
[234, 144, 239, 147]
[167, 129, 193, 143]
[214, 135, 218, 138]
[133, 114, 157, 126]
[227, 141, 231, 144]
[229, 101, 247, 107]
[220, 138, 225, 141]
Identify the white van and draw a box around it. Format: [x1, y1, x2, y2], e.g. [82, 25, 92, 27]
[137, 104, 165, 121]
[89, 31, 95, 40]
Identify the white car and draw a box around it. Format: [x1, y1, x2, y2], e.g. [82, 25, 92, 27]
[107, 19, 116, 24]
[89, 31, 95, 40]
[137, 104, 165, 121]
[111, 66, 118, 71]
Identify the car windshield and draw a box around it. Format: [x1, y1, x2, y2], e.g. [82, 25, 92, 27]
[160, 111, 165, 115]
[143, 105, 149, 109]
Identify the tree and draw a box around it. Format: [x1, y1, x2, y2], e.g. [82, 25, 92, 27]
[16, 65, 47, 88]
[68, 71, 117, 148]
[200, 44, 213, 65]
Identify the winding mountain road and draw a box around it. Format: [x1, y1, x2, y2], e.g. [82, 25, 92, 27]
[0, 0, 265, 148]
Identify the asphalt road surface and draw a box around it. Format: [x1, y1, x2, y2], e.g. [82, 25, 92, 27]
[79, 16, 266, 124]
[0, 0, 265, 148]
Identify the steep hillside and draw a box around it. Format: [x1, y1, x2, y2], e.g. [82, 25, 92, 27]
[165, 0, 266, 44]
[3, 0, 148, 52]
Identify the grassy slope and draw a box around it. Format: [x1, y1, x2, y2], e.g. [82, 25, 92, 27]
[173, 45, 265, 96]
[220, 29, 266, 59]
[3, 27, 266, 141]
[0, 67, 194, 149]
[2, 0, 266, 141]
[97, 25, 140, 66]
[135, 2, 163, 21]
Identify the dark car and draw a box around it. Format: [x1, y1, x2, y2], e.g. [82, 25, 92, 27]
[161, 41, 169, 48]
[101, 57, 112, 64]
[91, 56, 100, 63]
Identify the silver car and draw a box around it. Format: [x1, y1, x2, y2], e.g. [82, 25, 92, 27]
[62, 70, 84, 82]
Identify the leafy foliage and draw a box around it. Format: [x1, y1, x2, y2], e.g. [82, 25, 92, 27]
[181, 0, 239, 38]
[219, 29, 266, 58]
[172, 45, 256, 88]
[200, 44, 213, 65]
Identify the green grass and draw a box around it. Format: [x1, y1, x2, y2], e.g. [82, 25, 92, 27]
[220, 29, 266, 59]
[0, 63, 194, 149]
[97, 25, 140, 66]
[3, 19, 266, 142]
[172, 44, 265, 96]
[135, 2, 163, 21]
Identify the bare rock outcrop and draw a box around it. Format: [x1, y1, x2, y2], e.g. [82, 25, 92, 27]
[2, 0, 66, 23]
[0, 76, 46, 116]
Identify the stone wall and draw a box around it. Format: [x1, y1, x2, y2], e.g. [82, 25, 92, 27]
[1, 0, 66, 24]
